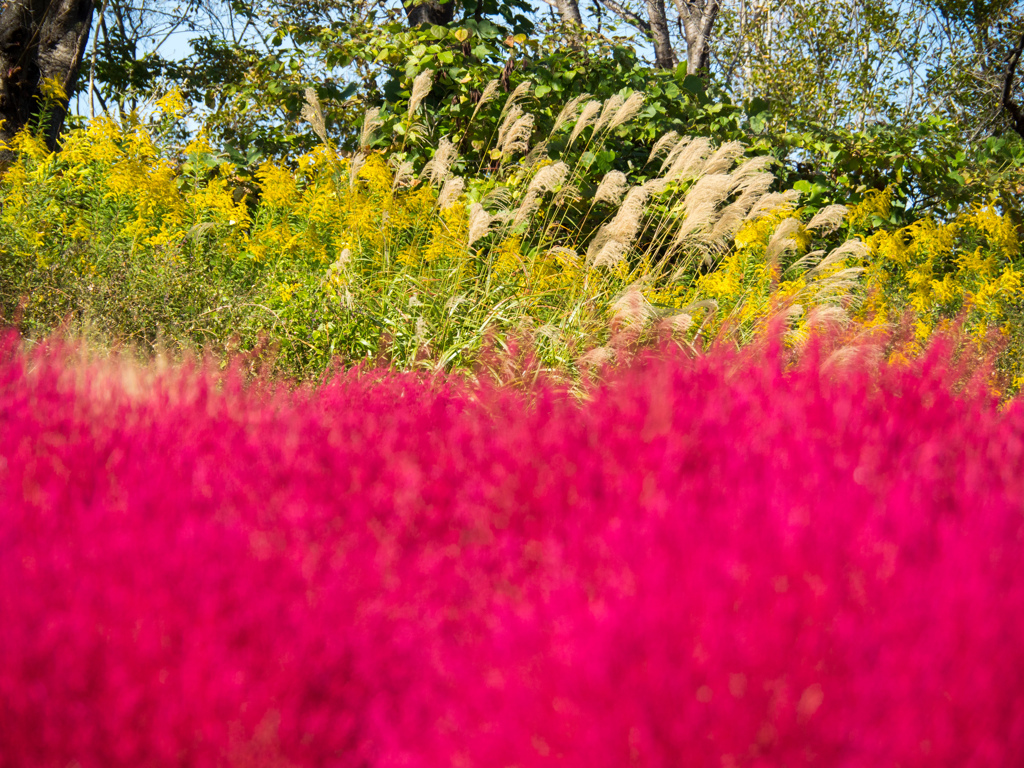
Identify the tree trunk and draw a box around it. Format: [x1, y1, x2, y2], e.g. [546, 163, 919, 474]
[404, 0, 455, 27]
[0, 0, 94, 166]
[553, 0, 584, 26]
[647, 0, 676, 69]
[672, 0, 720, 77]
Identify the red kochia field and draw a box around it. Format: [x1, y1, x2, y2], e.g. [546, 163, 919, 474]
[3, 332, 1024, 767]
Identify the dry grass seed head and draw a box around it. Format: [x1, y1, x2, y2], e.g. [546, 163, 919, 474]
[524, 141, 550, 169]
[360, 107, 383, 149]
[552, 94, 592, 134]
[594, 94, 625, 133]
[471, 79, 502, 120]
[648, 131, 681, 166]
[731, 171, 774, 199]
[569, 100, 602, 145]
[607, 185, 650, 240]
[468, 203, 495, 245]
[594, 171, 629, 206]
[554, 182, 582, 207]
[660, 136, 694, 172]
[481, 186, 513, 211]
[747, 189, 802, 220]
[423, 138, 457, 186]
[501, 81, 532, 117]
[609, 91, 645, 130]
[501, 113, 535, 157]
[301, 88, 328, 144]
[497, 105, 523, 150]
[512, 161, 568, 226]
[684, 173, 735, 215]
[588, 186, 650, 266]
[766, 217, 803, 263]
[730, 154, 775, 183]
[806, 204, 849, 234]
[708, 204, 746, 246]
[700, 141, 745, 175]
[610, 287, 654, 328]
[665, 138, 713, 181]
[437, 176, 465, 209]
[408, 69, 435, 120]
[808, 239, 869, 276]
[348, 153, 366, 189]
[389, 157, 415, 190]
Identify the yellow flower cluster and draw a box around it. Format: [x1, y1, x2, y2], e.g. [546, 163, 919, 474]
[859, 201, 1023, 342]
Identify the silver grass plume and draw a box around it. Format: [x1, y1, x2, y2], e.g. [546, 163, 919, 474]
[785, 249, 827, 276]
[661, 136, 695, 172]
[671, 173, 735, 245]
[423, 137, 457, 186]
[524, 140, 550, 169]
[481, 186, 513, 211]
[348, 152, 366, 189]
[360, 107, 383, 149]
[648, 131, 681, 166]
[554, 182, 582, 207]
[437, 176, 465, 209]
[500, 81, 532, 118]
[732, 170, 775, 198]
[605, 186, 650, 241]
[747, 189, 802, 220]
[730, 154, 775, 184]
[804, 305, 851, 330]
[512, 161, 568, 227]
[552, 94, 592, 134]
[301, 88, 328, 145]
[610, 287, 654, 328]
[389, 157, 415, 190]
[497, 105, 523, 150]
[569, 100, 601, 145]
[664, 138, 713, 181]
[609, 91, 645, 130]
[470, 79, 501, 121]
[708, 204, 746, 246]
[701, 141, 745, 175]
[811, 267, 865, 303]
[468, 203, 495, 246]
[642, 177, 670, 196]
[594, 171, 629, 206]
[500, 112, 535, 157]
[594, 94, 625, 133]
[808, 239, 869, 276]
[806, 204, 849, 234]
[588, 185, 650, 267]
[766, 217, 802, 263]
[408, 69, 435, 121]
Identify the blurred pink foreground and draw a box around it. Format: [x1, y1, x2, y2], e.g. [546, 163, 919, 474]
[2, 334, 1024, 767]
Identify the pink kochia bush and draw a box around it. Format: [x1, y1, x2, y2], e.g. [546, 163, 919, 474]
[3, 333, 1024, 768]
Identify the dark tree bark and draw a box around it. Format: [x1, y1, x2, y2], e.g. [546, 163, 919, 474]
[1002, 32, 1024, 139]
[0, 0, 94, 166]
[404, 0, 455, 27]
[647, 0, 676, 69]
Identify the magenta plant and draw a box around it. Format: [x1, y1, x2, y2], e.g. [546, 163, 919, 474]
[2, 333, 1024, 767]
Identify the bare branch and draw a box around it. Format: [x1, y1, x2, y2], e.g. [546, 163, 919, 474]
[595, 0, 650, 34]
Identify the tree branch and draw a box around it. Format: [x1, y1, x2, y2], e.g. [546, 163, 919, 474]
[594, 0, 650, 34]
[1001, 32, 1024, 138]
